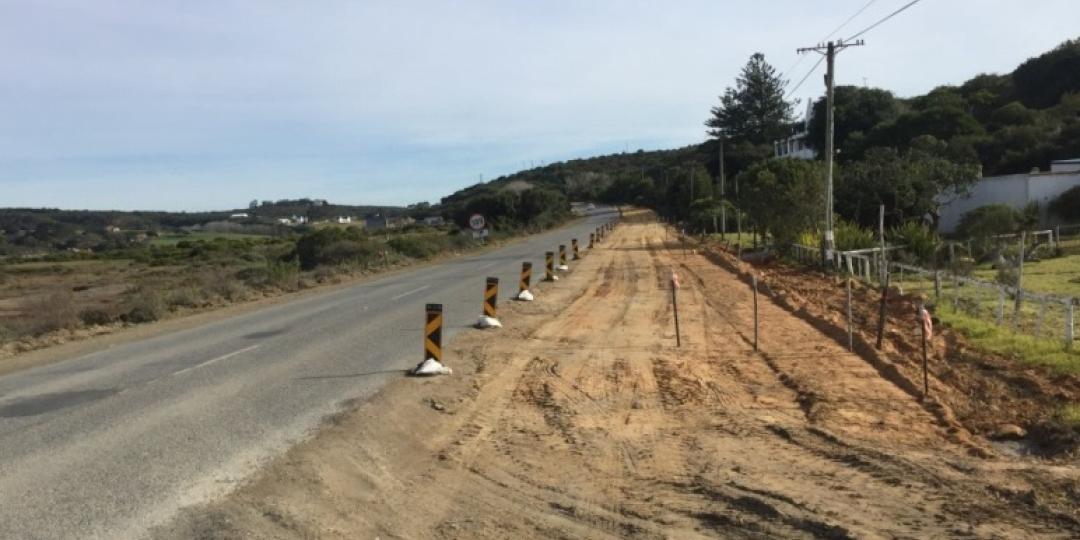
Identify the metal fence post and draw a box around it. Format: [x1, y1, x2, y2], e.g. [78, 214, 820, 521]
[996, 287, 1005, 325]
[933, 271, 941, 302]
[1067, 301, 1075, 350]
[1035, 297, 1047, 338]
[846, 277, 853, 351]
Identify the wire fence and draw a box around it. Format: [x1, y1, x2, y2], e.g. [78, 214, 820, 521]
[791, 236, 1078, 349]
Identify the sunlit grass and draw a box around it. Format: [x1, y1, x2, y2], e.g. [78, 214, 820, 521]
[936, 302, 1080, 375]
[1055, 403, 1080, 428]
[972, 253, 1080, 299]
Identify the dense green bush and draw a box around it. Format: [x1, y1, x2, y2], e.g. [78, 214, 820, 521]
[956, 204, 1021, 239]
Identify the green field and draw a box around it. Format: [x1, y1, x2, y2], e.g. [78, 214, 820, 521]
[972, 253, 1080, 299]
[886, 265, 1079, 375]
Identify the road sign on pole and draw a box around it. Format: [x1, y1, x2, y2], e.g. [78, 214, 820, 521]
[468, 214, 486, 231]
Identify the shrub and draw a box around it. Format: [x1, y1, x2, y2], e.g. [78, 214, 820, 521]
[265, 257, 300, 291]
[79, 308, 115, 326]
[388, 235, 448, 259]
[295, 228, 383, 270]
[956, 204, 1020, 239]
[890, 221, 941, 266]
[0, 323, 14, 343]
[311, 265, 341, 283]
[20, 288, 78, 335]
[123, 290, 164, 323]
[833, 218, 877, 252]
[166, 287, 206, 309]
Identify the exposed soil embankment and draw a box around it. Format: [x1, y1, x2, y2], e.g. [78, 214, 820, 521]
[702, 244, 1080, 457]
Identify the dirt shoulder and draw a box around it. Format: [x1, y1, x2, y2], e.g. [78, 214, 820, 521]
[155, 216, 1080, 539]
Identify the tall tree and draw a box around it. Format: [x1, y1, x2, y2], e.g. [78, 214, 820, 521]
[836, 140, 980, 227]
[806, 86, 900, 161]
[706, 53, 794, 145]
[737, 158, 826, 247]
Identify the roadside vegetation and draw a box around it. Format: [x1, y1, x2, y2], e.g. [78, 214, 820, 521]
[0, 189, 571, 356]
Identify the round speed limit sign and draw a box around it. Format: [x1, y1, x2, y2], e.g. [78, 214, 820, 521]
[469, 214, 486, 230]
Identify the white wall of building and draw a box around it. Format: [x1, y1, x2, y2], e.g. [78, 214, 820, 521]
[937, 164, 1080, 234]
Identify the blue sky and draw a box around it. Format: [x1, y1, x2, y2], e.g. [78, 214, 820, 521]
[1, 0, 1078, 211]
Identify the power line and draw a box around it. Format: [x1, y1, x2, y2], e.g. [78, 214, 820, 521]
[781, 0, 880, 92]
[785, 54, 825, 100]
[846, 0, 924, 41]
[824, 0, 882, 41]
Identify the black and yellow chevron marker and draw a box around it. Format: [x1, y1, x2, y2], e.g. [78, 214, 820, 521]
[519, 262, 532, 293]
[483, 277, 499, 317]
[424, 303, 443, 362]
[572, 238, 580, 260]
[545, 251, 555, 281]
[588, 233, 595, 249]
[558, 244, 567, 266]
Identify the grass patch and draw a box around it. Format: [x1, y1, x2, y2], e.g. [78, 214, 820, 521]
[972, 253, 1080, 299]
[1055, 403, 1080, 428]
[936, 302, 1080, 374]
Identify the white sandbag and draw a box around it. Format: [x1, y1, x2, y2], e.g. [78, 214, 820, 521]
[516, 290, 535, 301]
[413, 358, 452, 376]
[476, 316, 503, 329]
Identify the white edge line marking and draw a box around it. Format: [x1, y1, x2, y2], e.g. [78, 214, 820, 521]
[391, 284, 431, 301]
[477, 260, 499, 270]
[172, 344, 260, 377]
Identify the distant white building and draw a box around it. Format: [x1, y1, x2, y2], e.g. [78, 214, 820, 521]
[937, 158, 1080, 234]
[774, 101, 818, 160]
[336, 216, 352, 224]
[228, 213, 249, 220]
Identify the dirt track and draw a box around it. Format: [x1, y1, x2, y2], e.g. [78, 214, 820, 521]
[157, 216, 1080, 539]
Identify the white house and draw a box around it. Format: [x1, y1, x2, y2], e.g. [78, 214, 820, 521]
[774, 101, 818, 160]
[937, 158, 1080, 234]
[336, 216, 352, 224]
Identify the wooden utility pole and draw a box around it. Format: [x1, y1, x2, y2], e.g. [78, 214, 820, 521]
[797, 39, 865, 268]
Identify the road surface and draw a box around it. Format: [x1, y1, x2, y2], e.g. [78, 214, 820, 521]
[0, 208, 616, 539]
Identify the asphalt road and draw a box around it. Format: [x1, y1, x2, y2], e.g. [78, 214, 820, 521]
[0, 208, 617, 539]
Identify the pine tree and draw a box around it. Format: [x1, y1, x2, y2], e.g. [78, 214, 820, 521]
[706, 53, 795, 145]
